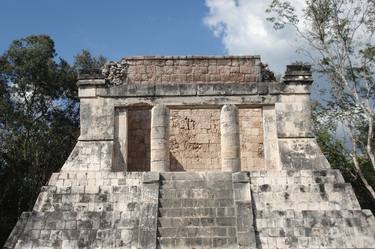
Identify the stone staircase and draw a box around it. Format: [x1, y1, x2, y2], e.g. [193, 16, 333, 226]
[157, 172, 239, 249]
[4, 170, 375, 249]
[250, 169, 375, 249]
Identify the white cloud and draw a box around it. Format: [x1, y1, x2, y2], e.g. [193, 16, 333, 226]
[204, 0, 306, 73]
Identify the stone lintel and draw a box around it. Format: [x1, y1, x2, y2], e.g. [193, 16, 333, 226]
[97, 82, 274, 97]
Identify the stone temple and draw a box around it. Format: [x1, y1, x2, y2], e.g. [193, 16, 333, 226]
[4, 56, 375, 249]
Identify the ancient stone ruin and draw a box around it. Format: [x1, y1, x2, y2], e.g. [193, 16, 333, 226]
[5, 56, 375, 249]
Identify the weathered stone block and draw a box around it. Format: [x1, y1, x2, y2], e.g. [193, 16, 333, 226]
[143, 172, 160, 184]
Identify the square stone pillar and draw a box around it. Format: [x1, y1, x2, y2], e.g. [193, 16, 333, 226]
[113, 108, 128, 172]
[275, 65, 330, 169]
[221, 104, 241, 172]
[150, 104, 170, 172]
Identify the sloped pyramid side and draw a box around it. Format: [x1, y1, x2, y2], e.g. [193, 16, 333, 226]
[4, 164, 375, 249]
[4, 170, 160, 249]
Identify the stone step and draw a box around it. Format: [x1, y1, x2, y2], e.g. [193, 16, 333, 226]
[256, 209, 375, 249]
[157, 173, 251, 248]
[160, 172, 233, 182]
[160, 180, 207, 190]
[49, 177, 142, 188]
[252, 183, 361, 210]
[159, 188, 233, 199]
[252, 182, 354, 193]
[256, 209, 375, 234]
[159, 181, 233, 191]
[158, 207, 235, 218]
[159, 199, 234, 212]
[34, 186, 142, 212]
[14, 210, 141, 245]
[250, 169, 345, 185]
[254, 199, 359, 211]
[259, 235, 374, 249]
[158, 216, 236, 227]
[157, 236, 237, 249]
[158, 217, 204, 227]
[42, 191, 141, 204]
[48, 171, 143, 186]
[257, 209, 375, 220]
[159, 207, 214, 218]
[37, 183, 141, 196]
[158, 226, 236, 237]
[37, 198, 140, 213]
[159, 198, 237, 210]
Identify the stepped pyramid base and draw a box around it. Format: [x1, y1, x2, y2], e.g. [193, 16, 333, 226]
[4, 170, 375, 249]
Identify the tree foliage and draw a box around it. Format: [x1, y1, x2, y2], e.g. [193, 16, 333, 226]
[0, 35, 105, 245]
[313, 103, 375, 212]
[267, 0, 375, 201]
[73, 49, 107, 74]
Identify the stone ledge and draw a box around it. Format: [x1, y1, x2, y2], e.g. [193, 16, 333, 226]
[97, 82, 277, 97]
[143, 172, 160, 184]
[232, 172, 250, 183]
[76, 78, 106, 86]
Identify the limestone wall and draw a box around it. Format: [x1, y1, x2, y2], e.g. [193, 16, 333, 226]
[104, 56, 261, 85]
[116, 106, 265, 172]
[74, 60, 329, 173]
[168, 108, 265, 171]
[239, 108, 265, 171]
[121, 107, 266, 172]
[169, 109, 221, 171]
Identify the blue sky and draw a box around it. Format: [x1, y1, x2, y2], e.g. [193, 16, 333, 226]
[0, 0, 225, 63]
[1, 0, 306, 73]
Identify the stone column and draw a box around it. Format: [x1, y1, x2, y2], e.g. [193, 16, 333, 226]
[221, 104, 241, 172]
[150, 104, 170, 172]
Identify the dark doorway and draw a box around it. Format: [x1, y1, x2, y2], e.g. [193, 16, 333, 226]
[127, 108, 151, 171]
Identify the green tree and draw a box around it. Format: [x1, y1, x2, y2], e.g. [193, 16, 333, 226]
[267, 0, 375, 200]
[73, 49, 107, 74]
[0, 35, 106, 245]
[313, 103, 375, 212]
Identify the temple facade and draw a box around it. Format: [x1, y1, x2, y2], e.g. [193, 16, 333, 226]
[4, 56, 375, 249]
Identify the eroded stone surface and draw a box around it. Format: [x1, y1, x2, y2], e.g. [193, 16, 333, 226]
[169, 109, 221, 172]
[250, 170, 374, 249]
[102, 56, 262, 85]
[6, 172, 156, 249]
[7, 171, 375, 249]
